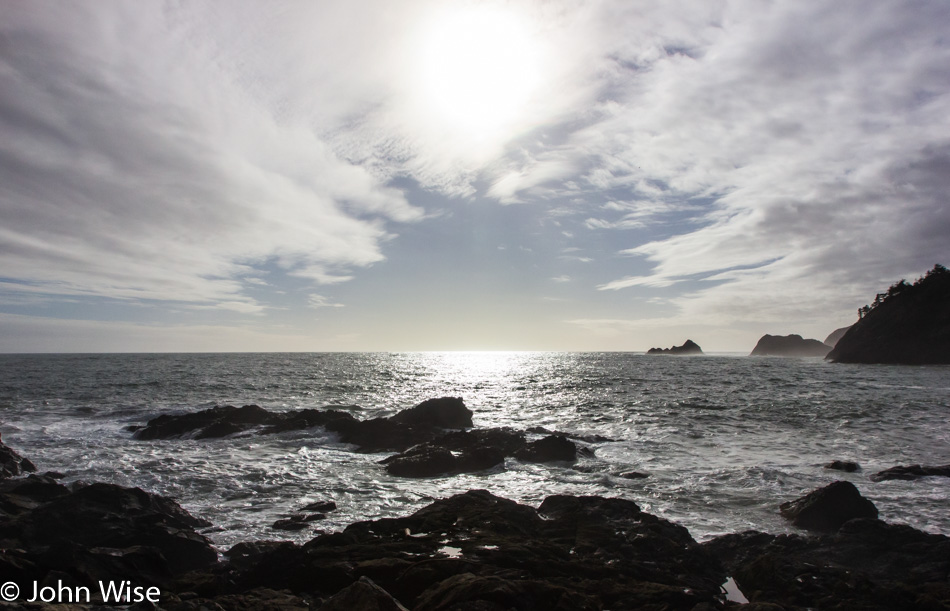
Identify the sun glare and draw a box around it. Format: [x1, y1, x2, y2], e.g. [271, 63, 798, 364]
[414, 5, 542, 139]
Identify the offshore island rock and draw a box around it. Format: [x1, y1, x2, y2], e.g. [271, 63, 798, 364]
[750, 334, 832, 357]
[647, 339, 704, 355]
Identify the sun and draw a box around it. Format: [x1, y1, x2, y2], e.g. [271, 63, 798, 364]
[413, 5, 542, 140]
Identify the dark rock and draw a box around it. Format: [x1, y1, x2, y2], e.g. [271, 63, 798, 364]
[382, 445, 505, 478]
[301, 500, 337, 512]
[870, 464, 950, 482]
[224, 490, 726, 609]
[386, 397, 473, 429]
[828, 263, 950, 364]
[779, 481, 878, 532]
[133, 398, 474, 453]
[0, 439, 37, 478]
[824, 460, 861, 472]
[750, 334, 831, 357]
[413, 573, 598, 611]
[224, 541, 298, 572]
[618, 471, 650, 479]
[704, 519, 950, 609]
[0, 473, 71, 518]
[185, 587, 314, 611]
[647, 339, 704, 355]
[0, 482, 218, 587]
[514, 434, 576, 463]
[525, 426, 615, 443]
[321, 576, 410, 611]
[134, 404, 272, 440]
[273, 516, 313, 531]
[381, 429, 577, 478]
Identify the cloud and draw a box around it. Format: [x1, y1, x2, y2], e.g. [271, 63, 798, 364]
[308, 294, 344, 309]
[0, 3, 421, 313]
[485, 1, 950, 326]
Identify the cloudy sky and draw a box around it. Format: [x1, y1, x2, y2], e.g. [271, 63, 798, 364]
[2, 0, 948, 352]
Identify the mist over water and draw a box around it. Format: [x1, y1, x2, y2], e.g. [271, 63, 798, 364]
[1, 352, 948, 548]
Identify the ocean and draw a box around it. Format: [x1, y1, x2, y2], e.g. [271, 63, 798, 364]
[1, 352, 947, 549]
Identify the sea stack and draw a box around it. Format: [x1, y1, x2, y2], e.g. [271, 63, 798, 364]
[647, 339, 703, 355]
[750, 334, 831, 357]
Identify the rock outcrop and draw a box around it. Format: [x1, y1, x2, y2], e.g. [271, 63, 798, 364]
[133, 397, 473, 453]
[134, 399, 587, 479]
[827, 264, 950, 364]
[870, 464, 950, 482]
[0, 476, 217, 591]
[0, 438, 37, 478]
[379, 429, 577, 478]
[705, 518, 950, 610]
[779, 480, 879, 532]
[750, 334, 832, 357]
[647, 339, 704, 355]
[222, 489, 726, 610]
[824, 459, 861, 472]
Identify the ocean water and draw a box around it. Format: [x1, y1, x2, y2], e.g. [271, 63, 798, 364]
[0, 352, 948, 549]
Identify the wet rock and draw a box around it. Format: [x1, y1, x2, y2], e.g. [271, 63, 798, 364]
[413, 573, 598, 611]
[133, 398, 474, 453]
[870, 463, 950, 482]
[224, 490, 725, 609]
[0, 482, 218, 587]
[525, 426, 615, 443]
[824, 460, 861, 472]
[779, 480, 878, 532]
[514, 434, 576, 463]
[0, 473, 71, 518]
[301, 500, 337, 512]
[183, 587, 315, 611]
[703, 519, 950, 609]
[386, 397, 472, 429]
[618, 471, 650, 479]
[272, 516, 314, 531]
[224, 541, 298, 572]
[134, 404, 272, 440]
[0, 439, 37, 478]
[381, 429, 577, 478]
[381, 445, 505, 478]
[321, 576, 410, 611]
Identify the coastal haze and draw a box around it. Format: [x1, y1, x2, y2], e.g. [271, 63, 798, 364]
[3, 2, 950, 352]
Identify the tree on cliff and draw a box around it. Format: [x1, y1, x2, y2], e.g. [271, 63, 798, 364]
[827, 264, 950, 364]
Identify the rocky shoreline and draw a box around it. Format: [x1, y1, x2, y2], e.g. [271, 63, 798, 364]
[1, 399, 949, 610]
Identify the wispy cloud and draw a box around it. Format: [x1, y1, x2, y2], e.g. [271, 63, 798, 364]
[308, 294, 344, 309]
[482, 1, 950, 325]
[0, 3, 420, 313]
